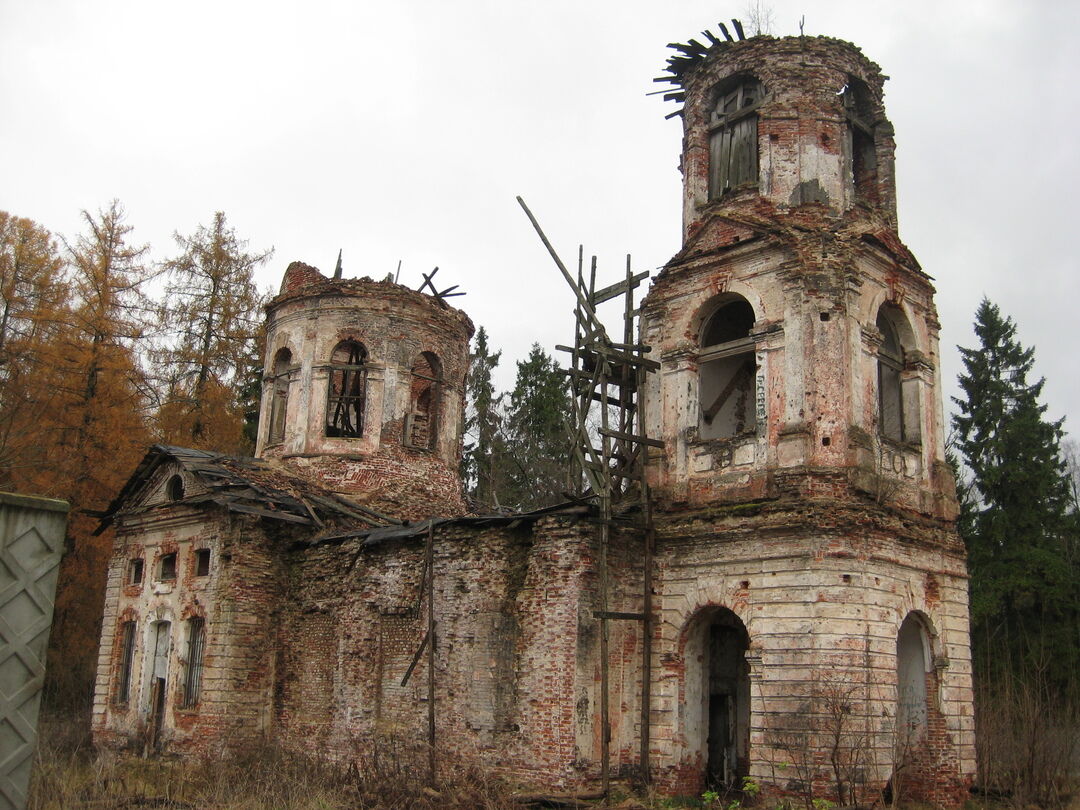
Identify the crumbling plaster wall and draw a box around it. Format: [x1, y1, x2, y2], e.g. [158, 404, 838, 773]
[678, 36, 897, 240]
[273, 514, 610, 791]
[93, 466, 286, 753]
[641, 232, 951, 519]
[646, 502, 974, 801]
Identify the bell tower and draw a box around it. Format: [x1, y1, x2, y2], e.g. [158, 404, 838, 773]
[643, 35, 949, 515]
[635, 34, 974, 805]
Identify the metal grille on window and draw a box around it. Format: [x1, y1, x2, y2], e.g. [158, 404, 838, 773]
[182, 617, 206, 708]
[709, 79, 764, 198]
[326, 340, 367, 437]
[117, 621, 136, 704]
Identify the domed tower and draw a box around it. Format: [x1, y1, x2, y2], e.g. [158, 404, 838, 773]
[636, 35, 974, 804]
[257, 262, 473, 519]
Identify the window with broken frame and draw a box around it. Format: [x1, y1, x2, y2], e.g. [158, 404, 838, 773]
[699, 297, 758, 440]
[326, 340, 368, 438]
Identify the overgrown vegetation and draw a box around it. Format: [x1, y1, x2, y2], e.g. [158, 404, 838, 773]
[30, 712, 525, 809]
[1, 205, 273, 712]
[461, 334, 571, 512]
[952, 298, 1080, 807]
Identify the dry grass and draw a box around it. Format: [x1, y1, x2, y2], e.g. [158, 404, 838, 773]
[29, 714, 525, 810]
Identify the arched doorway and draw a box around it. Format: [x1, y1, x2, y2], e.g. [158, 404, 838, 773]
[684, 607, 751, 788]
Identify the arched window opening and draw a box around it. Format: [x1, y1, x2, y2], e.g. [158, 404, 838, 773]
[165, 474, 184, 502]
[406, 352, 441, 450]
[896, 614, 931, 747]
[699, 298, 757, 440]
[876, 306, 919, 444]
[842, 78, 879, 205]
[683, 607, 751, 790]
[268, 348, 292, 444]
[709, 77, 765, 199]
[326, 340, 368, 438]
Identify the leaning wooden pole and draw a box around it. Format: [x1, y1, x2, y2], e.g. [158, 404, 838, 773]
[426, 521, 436, 784]
[626, 253, 654, 784]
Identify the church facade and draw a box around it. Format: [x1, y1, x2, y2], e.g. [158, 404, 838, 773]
[92, 32, 974, 806]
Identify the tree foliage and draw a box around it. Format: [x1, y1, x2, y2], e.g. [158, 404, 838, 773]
[156, 212, 272, 452]
[952, 298, 1079, 697]
[459, 337, 573, 511]
[0, 203, 157, 707]
[461, 327, 505, 508]
[0, 212, 68, 484]
[503, 343, 570, 510]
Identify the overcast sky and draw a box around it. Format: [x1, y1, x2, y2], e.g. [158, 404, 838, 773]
[3, 0, 1078, 439]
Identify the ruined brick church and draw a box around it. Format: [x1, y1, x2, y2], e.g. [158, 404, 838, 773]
[93, 31, 975, 806]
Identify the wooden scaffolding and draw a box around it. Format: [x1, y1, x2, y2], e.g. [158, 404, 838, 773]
[518, 197, 663, 791]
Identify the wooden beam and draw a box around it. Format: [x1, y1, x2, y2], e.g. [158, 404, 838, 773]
[594, 610, 647, 621]
[590, 271, 649, 306]
[400, 631, 429, 687]
[597, 426, 665, 449]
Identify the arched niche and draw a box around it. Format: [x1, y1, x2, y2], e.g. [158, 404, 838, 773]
[896, 612, 933, 747]
[267, 347, 292, 445]
[406, 351, 441, 450]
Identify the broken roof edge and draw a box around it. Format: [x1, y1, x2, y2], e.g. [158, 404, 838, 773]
[96, 444, 390, 536]
[296, 500, 596, 551]
[268, 267, 475, 338]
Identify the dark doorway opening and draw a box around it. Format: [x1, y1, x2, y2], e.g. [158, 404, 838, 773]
[686, 606, 751, 791]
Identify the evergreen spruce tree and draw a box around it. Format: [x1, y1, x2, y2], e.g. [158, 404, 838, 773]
[461, 327, 505, 508]
[953, 298, 1078, 696]
[504, 343, 570, 510]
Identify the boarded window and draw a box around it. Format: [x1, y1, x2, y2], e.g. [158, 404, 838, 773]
[699, 298, 757, 440]
[326, 340, 367, 438]
[158, 553, 177, 581]
[709, 79, 764, 198]
[268, 348, 292, 444]
[405, 352, 440, 450]
[195, 548, 211, 577]
[128, 558, 144, 586]
[116, 620, 136, 704]
[181, 617, 206, 708]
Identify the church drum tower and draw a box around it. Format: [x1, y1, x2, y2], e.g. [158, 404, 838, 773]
[632, 34, 974, 804]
